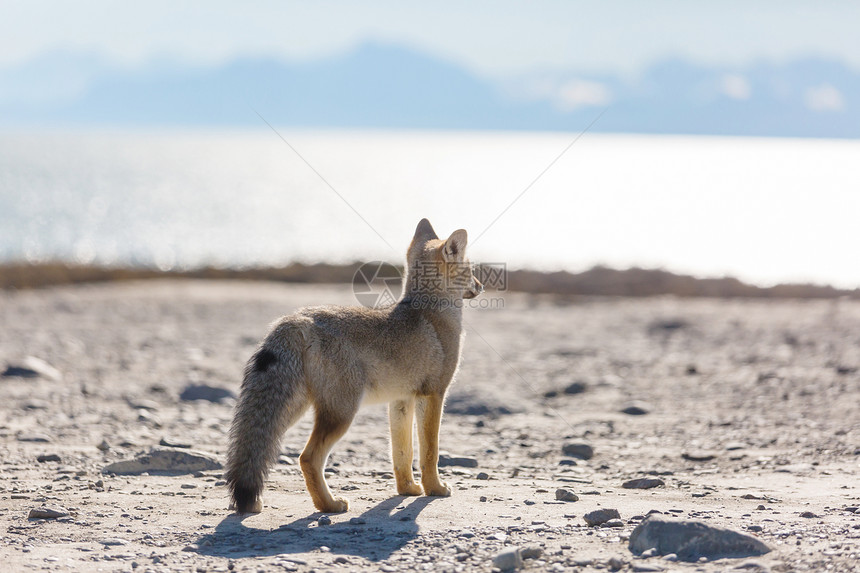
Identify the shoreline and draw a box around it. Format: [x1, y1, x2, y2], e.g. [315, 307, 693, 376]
[1, 261, 857, 299]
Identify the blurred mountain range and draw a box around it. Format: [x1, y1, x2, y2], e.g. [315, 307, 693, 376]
[2, 43, 858, 137]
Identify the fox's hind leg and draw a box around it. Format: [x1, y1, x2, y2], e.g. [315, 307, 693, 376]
[300, 407, 354, 513]
[389, 398, 422, 496]
[416, 393, 451, 497]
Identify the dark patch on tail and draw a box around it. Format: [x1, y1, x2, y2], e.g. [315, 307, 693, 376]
[231, 482, 260, 514]
[252, 348, 277, 373]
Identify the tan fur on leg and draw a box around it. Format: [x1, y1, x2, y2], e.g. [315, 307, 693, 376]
[417, 394, 451, 497]
[389, 398, 422, 495]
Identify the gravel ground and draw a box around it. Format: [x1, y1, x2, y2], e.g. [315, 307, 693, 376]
[1, 280, 858, 572]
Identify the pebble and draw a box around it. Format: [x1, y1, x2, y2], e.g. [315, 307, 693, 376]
[623, 478, 665, 489]
[604, 518, 625, 528]
[621, 401, 651, 415]
[608, 556, 626, 570]
[100, 537, 130, 546]
[799, 511, 818, 518]
[584, 508, 621, 526]
[179, 383, 236, 403]
[438, 453, 479, 468]
[160, 436, 193, 448]
[37, 453, 62, 463]
[17, 433, 52, 443]
[476, 471, 490, 480]
[564, 381, 587, 394]
[318, 515, 331, 526]
[492, 547, 524, 571]
[96, 439, 111, 451]
[128, 398, 159, 411]
[28, 505, 70, 519]
[555, 488, 579, 502]
[521, 545, 543, 560]
[682, 451, 717, 462]
[561, 443, 594, 460]
[348, 517, 366, 525]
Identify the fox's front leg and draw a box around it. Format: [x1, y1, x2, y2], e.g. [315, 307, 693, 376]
[416, 393, 451, 497]
[389, 398, 423, 496]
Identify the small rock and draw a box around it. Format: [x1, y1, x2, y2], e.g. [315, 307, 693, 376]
[609, 556, 626, 570]
[28, 505, 69, 519]
[562, 443, 594, 460]
[555, 488, 579, 502]
[799, 511, 818, 518]
[623, 478, 665, 489]
[2, 357, 61, 381]
[445, 392, 520, 416]
[747, 525, 763, 532]
[492, 547, 523, 571]
[102, 447, 222, 475]
[476, 472, 490, 480]
[521, 545, 542, 560]
[628, 515, 771, 562]
[179, 384, 236, 403]
[604, 519, 625, 528]
[160, 437, 192, 448]
[96, 439, 111, 451]
[584, 508, 621, 526]
[563, 381, 587, 395]
[438, 453, 478, 468]
[127, 398, 159, 411]
[37, 453, 61, 463]
[633, 564, 665, 572]
[682, 451, 717, 462]
[22, 399, 50, 410]
[100, 537, 129, 546]
[17, 433, 52, 443]
[317, 515, 331, 526]
[348, 517, 366, 525]
[136, 409, 162, 426]
[621, 401, 651, 415]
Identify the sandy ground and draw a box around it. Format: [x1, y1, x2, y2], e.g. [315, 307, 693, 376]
[1, 280, 858, 572]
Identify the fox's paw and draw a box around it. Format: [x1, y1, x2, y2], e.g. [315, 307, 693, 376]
[397, 482, 424, 496]
[423, 482, 452, 497]
[318, 496, 350, 514]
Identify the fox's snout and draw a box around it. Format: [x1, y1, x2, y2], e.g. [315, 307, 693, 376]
[464, 275, 484, 299]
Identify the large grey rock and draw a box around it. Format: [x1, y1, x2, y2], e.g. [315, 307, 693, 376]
[102, 447, 221, 475]
[628, 515, 772, 562]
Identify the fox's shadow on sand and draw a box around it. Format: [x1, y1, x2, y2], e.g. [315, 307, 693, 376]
[195, 495, 439, 562]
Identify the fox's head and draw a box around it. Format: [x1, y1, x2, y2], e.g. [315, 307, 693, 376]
[404, 218, 484, 300]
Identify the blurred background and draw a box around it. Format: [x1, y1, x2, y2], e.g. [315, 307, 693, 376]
[1, 0, 859, 289]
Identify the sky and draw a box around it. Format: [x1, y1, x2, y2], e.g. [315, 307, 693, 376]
[3, 1, 860, 77]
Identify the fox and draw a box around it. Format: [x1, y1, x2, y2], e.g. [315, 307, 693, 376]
[225, 218, 484, 514]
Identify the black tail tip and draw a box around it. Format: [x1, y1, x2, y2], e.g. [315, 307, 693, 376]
[231, 484, 262, 514]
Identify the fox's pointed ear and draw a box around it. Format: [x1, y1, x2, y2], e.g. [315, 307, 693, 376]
[443, 229, 468, 261]
[414, 218, 438, 242]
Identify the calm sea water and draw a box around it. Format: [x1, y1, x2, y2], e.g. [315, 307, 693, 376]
[1, 129, 858, 287]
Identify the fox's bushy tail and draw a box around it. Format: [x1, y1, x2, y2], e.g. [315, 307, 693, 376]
[225, 331, 309, 513]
